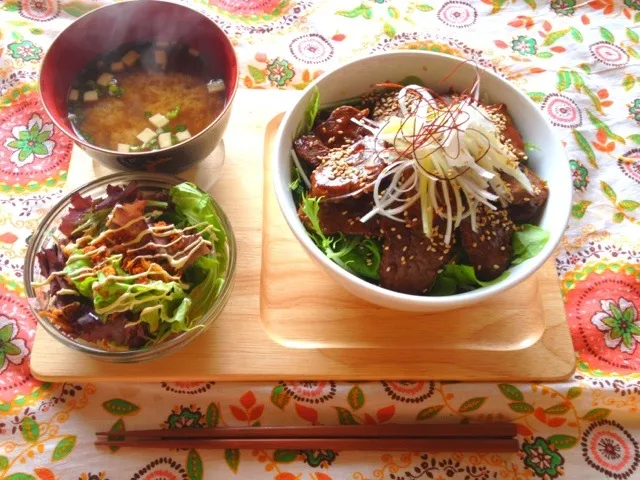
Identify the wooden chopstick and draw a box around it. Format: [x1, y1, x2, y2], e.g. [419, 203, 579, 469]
[95, 437, 519, 452]
[95, 423, 517, 440]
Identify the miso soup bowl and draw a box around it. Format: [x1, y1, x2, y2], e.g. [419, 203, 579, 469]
[273, 51, 572, 312]
[39, 0, 237, 174]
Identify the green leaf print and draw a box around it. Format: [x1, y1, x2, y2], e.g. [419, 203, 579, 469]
[509, 402, 534, 413]
[578, 63, 591, 74]
[570, 27, 583, 43]
[388, 6, 400, 18]
[61, 1, 99, 17]
[416, 4, 434, 12]
[4, 474, 36, 480]
[0, 455, 8, 469]
[600, 27, 615, 43]
[627, 46, 640, 59]
[416, 405, 444, 420]
[629, 134, 640, 144]
[248, 66, 266, 84]
[586, 110, 625, 144]
[635, 12, 640, 23]
[523, 0, 536, 8]
[21, 417, 39, 443]
[102, 399, 140, 416]
[347, 385, 365, 410]
[627, 28, 639, 43]
[224, 449, 240, 473]
[536, 52, 553, 59]
[384, 22, 396, 38]
[498, 384, 524, 401]
[613, 212, 625, 223]
[619, 200, 640, 211]
[567, 387, 582, 399]
[491, 0, 506, 14]
[582, 408, 611, 421]
[270, 385, 290, 410]
[206, 403, 220, 427]
[548, 434, 578, 449]
[336, 4, 372, 19]
[572, 201, 592, 219]
[108, 418, 125, 453]
[459, 397, 487, 413]
[600, 181, 617, 203]
[573, 130, 597, 168]
[544, 404, 570, 415]
[527, 92, 546, 103]
[52, 435, 76, 461]
[335, 407, 359, 425]
[273, 449, 298, 463]
[187, 449, 203, 480]
[570, 72, 603, 113]
[557, 71, 572, 92]
[543, 29, 569, 46]
[623, 74, 636, 91]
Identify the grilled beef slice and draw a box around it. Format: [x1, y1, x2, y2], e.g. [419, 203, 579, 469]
[459, 206, 515, 281]
[379, 222, 455, 295]
[310, 138, 386, 199]
[293, 135, 330, 170]
[314, 106, 371, 148]
[501, 165, 549, 223]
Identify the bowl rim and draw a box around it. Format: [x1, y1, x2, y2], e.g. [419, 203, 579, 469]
[38, 0, 238, 157]
[273, 50, 572, 309]
[23, 172, 237, 360]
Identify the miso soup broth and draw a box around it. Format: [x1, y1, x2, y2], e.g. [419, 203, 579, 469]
[67, 41, 226, 153]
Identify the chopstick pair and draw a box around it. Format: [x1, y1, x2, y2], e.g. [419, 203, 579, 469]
[95, 423, 519, 452]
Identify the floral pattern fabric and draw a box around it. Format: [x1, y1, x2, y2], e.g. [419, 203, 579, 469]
[1, 0, 640, 479]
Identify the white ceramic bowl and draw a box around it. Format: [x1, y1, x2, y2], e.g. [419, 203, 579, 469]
[273, 51, 572, 312]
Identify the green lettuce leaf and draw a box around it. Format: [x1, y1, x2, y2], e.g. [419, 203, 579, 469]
[512, 224, 550, 265]
[184, 255, 224, 323]
[169, 182, 229, 322]
[169, 182, 227, 256]
[93, 276, 186, 316]
[63, 250, 96, 297]
[431, 264, 510, 296]
[296, 86, 320, 137]
[289, 166, 307, 205]
[139, 297, 192, 336]
[301, 195, 381, 281]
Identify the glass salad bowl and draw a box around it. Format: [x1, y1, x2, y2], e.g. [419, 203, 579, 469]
[23, 172, 236, 362]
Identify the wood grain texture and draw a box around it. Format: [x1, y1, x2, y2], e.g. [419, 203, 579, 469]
[30, 89, 575, 382]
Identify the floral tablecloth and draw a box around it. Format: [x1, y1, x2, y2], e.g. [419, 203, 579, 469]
[1, 0, 640, 478]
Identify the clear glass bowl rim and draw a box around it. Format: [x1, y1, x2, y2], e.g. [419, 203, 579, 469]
[22, 171, 237, 362]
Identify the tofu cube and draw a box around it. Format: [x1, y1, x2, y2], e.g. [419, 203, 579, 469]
[121, 50, 140, 67]
[117, 143, 130, 153]
[175, 130, 192, 142]
[68, 89, 79, 102]
[158, 132, 172, 149]
[83, 90, 99, 102]
[207, 79, 225, 94]
[156, 41, 170, 48]
[148, 113, 169, 129]
[96, 73, 113, 87]
[136, 128, 157, 144]
[155, 50, 167, 69]
[111, 61, 125, 72]
[188, 48, 200, 57]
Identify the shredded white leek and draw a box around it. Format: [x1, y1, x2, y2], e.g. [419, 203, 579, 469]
[353, 78, 531, 243]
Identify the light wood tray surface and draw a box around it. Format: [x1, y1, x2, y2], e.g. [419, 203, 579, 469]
[30, 90, 575, 382]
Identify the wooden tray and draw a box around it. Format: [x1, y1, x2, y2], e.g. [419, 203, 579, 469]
[30, 90, 575, 382]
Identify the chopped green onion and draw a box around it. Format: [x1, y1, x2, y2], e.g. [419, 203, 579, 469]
[174, 124, 187, 132]
[144, 111, 152, 119]
[166, 105, 181, 119]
